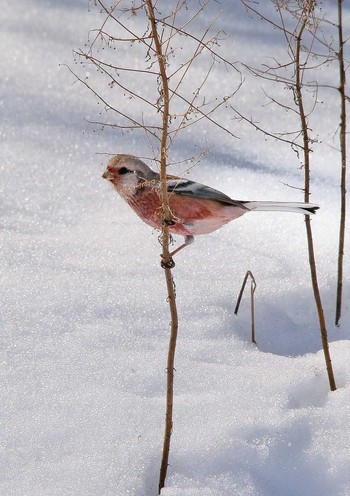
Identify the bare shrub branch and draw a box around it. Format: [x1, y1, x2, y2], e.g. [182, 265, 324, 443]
[72, 1, 243, 493]
[239, 0, 337, 391]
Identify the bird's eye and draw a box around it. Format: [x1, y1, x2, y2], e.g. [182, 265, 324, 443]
[119, 167, 129, 175]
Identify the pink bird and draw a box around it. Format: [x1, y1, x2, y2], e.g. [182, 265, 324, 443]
[102, 154, 318, 263]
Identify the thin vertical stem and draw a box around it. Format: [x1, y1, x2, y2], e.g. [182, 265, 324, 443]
[145, 1, 179, 493]
[158, 268, 178, 494]
[335, 0, 347, 326]
[294, 3, 336, 391]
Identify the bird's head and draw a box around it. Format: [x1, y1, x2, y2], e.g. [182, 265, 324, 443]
[102, 154, 158, 198]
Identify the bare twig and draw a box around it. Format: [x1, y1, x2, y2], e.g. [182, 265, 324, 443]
[232, 107, 304, 149]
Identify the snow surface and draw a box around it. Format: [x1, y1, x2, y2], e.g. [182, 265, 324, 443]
[2, 1, 350, 495]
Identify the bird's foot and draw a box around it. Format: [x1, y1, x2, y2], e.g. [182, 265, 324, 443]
[163, 218, 176, 226]
[160, 256, 175, 269]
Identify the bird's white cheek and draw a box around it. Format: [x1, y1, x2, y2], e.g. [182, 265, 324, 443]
[117, 175, 139, 198]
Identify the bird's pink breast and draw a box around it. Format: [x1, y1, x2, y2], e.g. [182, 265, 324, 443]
[128, 189, 162, 229]
[126, 188, 247, 236]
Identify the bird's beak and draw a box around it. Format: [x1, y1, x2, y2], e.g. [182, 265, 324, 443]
[102, 169, 112, 180]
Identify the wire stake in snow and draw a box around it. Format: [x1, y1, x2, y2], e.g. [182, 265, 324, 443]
[234, 270, 257, 344]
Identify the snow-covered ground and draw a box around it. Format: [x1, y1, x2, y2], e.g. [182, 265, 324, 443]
[2, 1, 350, 495]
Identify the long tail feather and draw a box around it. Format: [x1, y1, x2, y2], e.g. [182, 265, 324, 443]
[243, 201, 319, 215]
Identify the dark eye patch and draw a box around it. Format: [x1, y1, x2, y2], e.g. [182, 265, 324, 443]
[119, 167, 129, 175]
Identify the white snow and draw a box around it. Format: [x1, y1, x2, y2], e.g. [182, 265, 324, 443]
[2, 1, 350, 495]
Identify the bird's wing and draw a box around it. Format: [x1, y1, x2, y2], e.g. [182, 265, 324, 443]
[166, 178, 247, 208]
